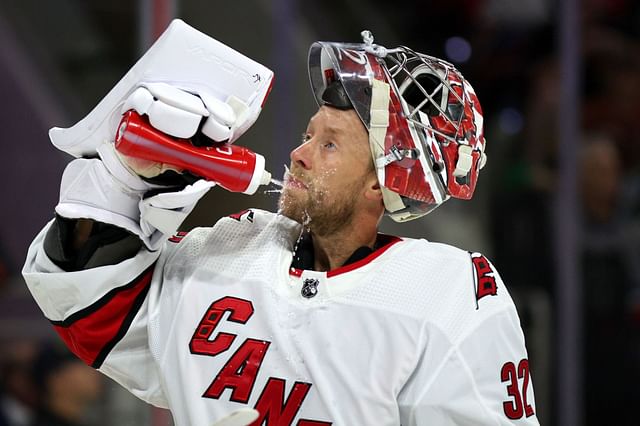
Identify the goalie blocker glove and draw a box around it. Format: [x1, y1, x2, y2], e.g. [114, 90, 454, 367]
[44, 82, 260, 270]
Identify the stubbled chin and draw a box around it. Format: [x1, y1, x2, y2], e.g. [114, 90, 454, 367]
[277, 189, 305, 223]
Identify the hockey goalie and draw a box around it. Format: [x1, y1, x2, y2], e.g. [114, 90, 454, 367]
[22, 20, 538, 426]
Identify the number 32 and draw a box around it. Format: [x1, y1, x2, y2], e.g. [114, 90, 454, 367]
[501, 359, 535, 419]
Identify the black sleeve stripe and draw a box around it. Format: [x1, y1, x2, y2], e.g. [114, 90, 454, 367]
[91, 282, 152, 369]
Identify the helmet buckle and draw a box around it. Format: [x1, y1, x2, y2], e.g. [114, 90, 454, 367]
[391, 145, 404, 161]
[375, 146, 421, 169]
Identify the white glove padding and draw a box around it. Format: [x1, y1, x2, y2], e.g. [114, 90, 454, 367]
[48, 20, 274, 159]
[56, 158, 154, 246]
[122, 83, 246, 143]
[140, 179, 215, 236]
[56, 146, 214, 250]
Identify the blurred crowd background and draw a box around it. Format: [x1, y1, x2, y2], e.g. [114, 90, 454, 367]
[1, 0, 639, 425]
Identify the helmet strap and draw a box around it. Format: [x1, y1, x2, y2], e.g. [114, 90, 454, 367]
[368, 79, 408, 218]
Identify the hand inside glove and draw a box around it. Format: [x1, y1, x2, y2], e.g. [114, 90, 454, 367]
[116, 82, 241, 182]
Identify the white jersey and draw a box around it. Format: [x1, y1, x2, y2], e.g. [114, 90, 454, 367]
[23, 209, 538, 426]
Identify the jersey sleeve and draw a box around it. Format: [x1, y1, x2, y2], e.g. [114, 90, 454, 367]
[22, 219, 178, 408]
[397, 255, 539, 425]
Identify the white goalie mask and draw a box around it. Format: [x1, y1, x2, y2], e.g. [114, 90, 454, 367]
[308, 31, 487, 222]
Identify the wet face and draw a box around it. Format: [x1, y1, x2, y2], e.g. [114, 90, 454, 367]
[278, 106, 375, 236]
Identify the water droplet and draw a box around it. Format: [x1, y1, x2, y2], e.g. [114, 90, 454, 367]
[262, 179, 283, 195]
[263, 188, 282, 195]
[291, 213, 309, 262]
[263, 165, 287, 195]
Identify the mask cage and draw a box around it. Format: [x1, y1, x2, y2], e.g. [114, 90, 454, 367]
[381, 48, 468, 146]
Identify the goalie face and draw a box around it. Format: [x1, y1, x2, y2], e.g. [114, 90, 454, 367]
[278, 106, 379, 237]
[308, 36, 487, 222]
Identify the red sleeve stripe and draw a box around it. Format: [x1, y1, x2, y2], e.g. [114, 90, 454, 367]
[51, 264, 155, 369]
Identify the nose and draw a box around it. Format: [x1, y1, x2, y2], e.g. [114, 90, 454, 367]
[290, 142, 311, 170]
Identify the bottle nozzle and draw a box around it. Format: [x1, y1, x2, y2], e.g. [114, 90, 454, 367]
[260, 170, 272, 186]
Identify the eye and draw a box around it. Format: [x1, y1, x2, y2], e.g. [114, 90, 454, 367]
[301, 133, 312, 144]
[323, 141, 337, 150]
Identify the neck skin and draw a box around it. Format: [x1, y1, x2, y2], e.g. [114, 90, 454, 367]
[310, 218, 379, 272]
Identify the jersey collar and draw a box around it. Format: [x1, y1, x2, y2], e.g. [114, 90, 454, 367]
[289, 232, 402, 278]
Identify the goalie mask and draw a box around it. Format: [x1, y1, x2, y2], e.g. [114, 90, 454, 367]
[308, 31, 487, 222]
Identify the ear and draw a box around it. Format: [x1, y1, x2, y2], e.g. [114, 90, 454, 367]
[363, 173, 383, 202]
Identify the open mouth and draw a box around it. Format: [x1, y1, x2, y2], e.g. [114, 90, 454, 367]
[285, 174, 308, 190]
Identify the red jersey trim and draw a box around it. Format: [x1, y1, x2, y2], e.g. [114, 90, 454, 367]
[288, 235, 402, 278]
[51, 264, 155, 369]
[289, 267, 303, 278]
[169, 231, 189, 243]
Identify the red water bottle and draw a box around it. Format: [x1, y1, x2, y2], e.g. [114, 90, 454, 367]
[115, 110, 271, 194]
